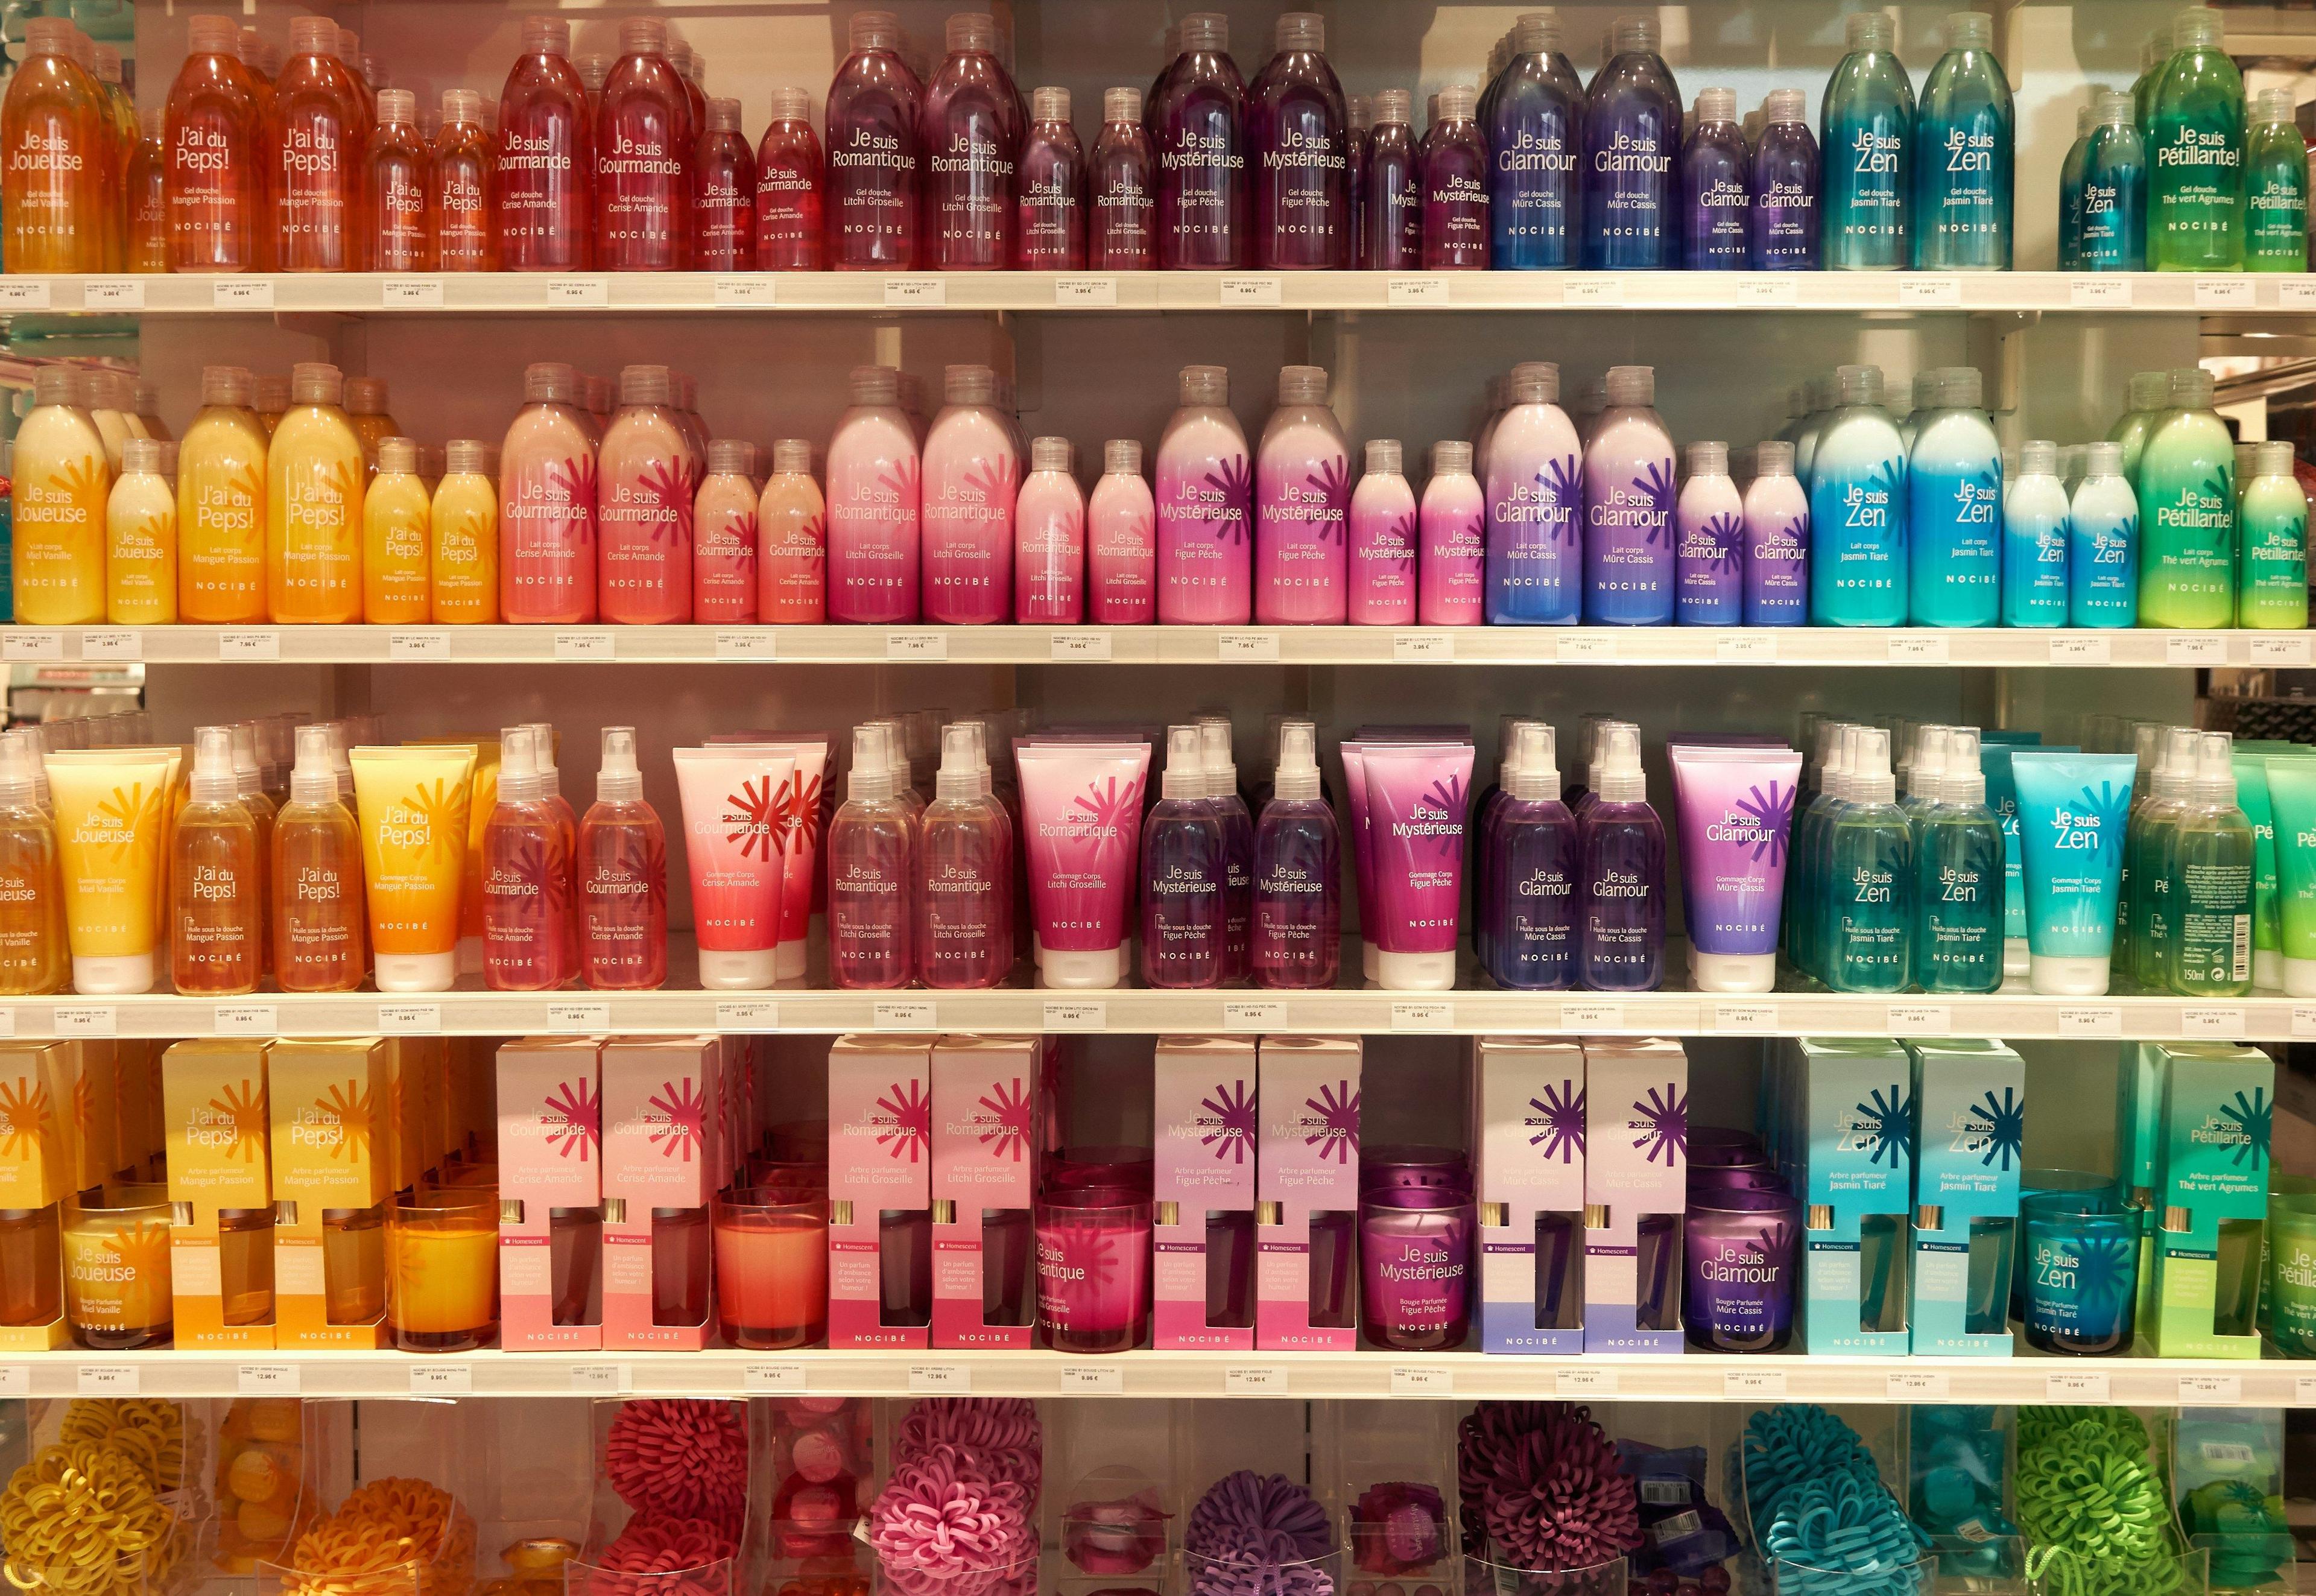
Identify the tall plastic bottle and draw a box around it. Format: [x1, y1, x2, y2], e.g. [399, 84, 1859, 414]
[692, 97, 754, 270]
[826, 364, 920, 623]
[425, 440, 496, 625]
[2059, 104, 2093, 269]
[2080, 89, 2148, 271]
[361, 89, 429, 270]
[1361, 89, 1419, 269]
[2, 18, 107, 271]
[343, 378, 398, 483]
[596, 365, 692, 625]
[753, 86, 823, 268]
[1484, 360, 1583, 624]
[2166, 732, 2254, 998]
[1820, 11, 1914, 270]
[1682, 87, 1748, 269]
[267, 363, 363, 623]
[1674, 442, 1744, 625]
[1155, 364, 1251, 623]
[2110, 370, 2171, 484]
[758, 439, 826, 623]
[1253, 365, 1350, 624]
[2002, 440, 2071, 629]
[1247, 12, 1349, 269]
[497, 14, 592, 270]
[177, 364, 267, 624]
[1347, 439, 1416, 626]
[2069, 440, 2139, 627]
[1824, 726, 1913, 993]
[1912, 10, 2013, 270]
[362, 436, 429, 623]
[2137, 367, 2236, 628]
[920, 12, 1023, 270]
[920, 364, 1015, 624]
[500, 361, 597, 625]
[1742, 441, 1809, 626]
[1091, 87, 1156, 268]
[824, 10, 921, 270]
[1485, 721, 1580, 991]
[1809, 364, 1908, 625]
[1487, 11, 1581, 270]
[1582, 365, 1676, 625]
[1916, 727, 2003, 993]
[577, 727, 668, 991]
[2238, 440, 2309, 629]
[919, 721, 1011, 990]
[1016, 87, 1085, 268]
[1577, 725, 1665, 992]
[1751, 88, 1821, 268]
[2149, 7, 2244, 272]
[11, 366, 109, 625]
[1251, 720, 1338, 989]
[1015, 437, 1085, 623]
[1140, 726, 1224, 989]
[1346, 93, 1370, 262]
[1906, 367, 2002, 627]
[2244, 89, 2308, 271]
[432, 90, 496, 271]
[1580, 16, 1680, 269]
[162, 13, 262, 271]
[124, 107, 168, 273]
[1419, 84, 1490, 268]
[104, 439, 174, 625]
[1198, 720, 1254, 983]
[594, 17, 691, 270]
[1087, 440, 1156, 624]
[271, 16, 369, 271]
[481, 726, 570, 993]
[827, 722, 916, 988]
[1149, 11, 1247, 268]
[0, 732, 63, 995]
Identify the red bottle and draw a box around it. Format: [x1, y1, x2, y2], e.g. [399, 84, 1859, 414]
[363, 89, 430, 271]
[753, 86, 823, 269]
[823, 10, 921, 270]
[271, 14, 370, 270]
[693, 97, 755, 270]
[496, 13, 592, 271]
[594, 17, 692, 270]
[431, 89, 496, 271]
[162, 12, 262, 271]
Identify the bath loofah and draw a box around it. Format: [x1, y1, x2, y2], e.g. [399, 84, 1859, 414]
[60, 1398, 188, 1490]
[1755, 1475, 1933, 1596]
[2014, 1408, 2186, 1596]
[603, 1401, 750, 1531]
[1183, 1470, 1335, 1596]
[571, 1515, 735, 1596]
[868, 1443, 1035, 1596]
[280, 1477, 477, 1596]
[1737, 1405, 1879, 1536]
[894, 1399, 1042, 1504]
[1454, 1403, 1642, 1575]
[0, 1440, 186, 1596]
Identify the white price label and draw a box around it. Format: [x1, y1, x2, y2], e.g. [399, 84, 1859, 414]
[0, 279, 51, 308]
[2166, 634, 2229, 665]
[1714, 1004, 1780, 1033]
[2250, 635, 2312, 665]
[2297, 1374, 2316, 1405]
[554, 631, 614, 661]
[1736, 276, 1799, 306]
[1393, 630, 1454, 662]
[885, 630, 947, 661]
[2069, 277, 2133, 308]
[388, 630, 449, 661]
[1218, 630, 1281, 662]
[715, 1001, 780, 1031]
[1040, 999, 1106, 1031]
[2195, 276, 2257, 308]
[2057, 1005, 2122, 1037]
[54, 1005, 116, 1038]
[1386, 276, 1448, 306]
[873, 999, 937, 1030]
[1555, 1367, 1617, 1395]
[1053, 276, 1118, 307]
[569, 1363, 630, 1393]
[2182, 1007, 2246, 1039]
[548, 1002, 611, 1033]
[1061, 1364, 1124, 1393]
[1563, 276, 1624, 306]
[1887, 1371, 1950, 1399]
[217, 629, 280, 660]
[2, 630, 62, 660]
[1219, 276, 1283, 306]
[2179, 1373, 2242, 1403]
[1390, 1366, 1452, 1395]
[1390, 1001, 1455, 1032]
[1224, 1001, 1286, 1030]
[214, 1004, 278, 1036]
[238, 1364, 300, 1394]
[1224, 1366, 1286, 1394]
[0, 1366, 27, 1397]
[1886, 1004, 1952, 1035]
[2049, 635, 2112, 664]
[2299, 1006, 2316, 1039]
[410, 1363, 472, 1394]
[744, 1363, 807, 1393]
[79, 629, 140, 660]
[2046, 1370, 2110, 1401]
[82, 277, 143, 309]
[382, 277, 445, 308]
[1898, 276, 1963, 306]
[884, 277, 947, 308]
[1716, 634, 1777, 662]
[908, 1363, 969, 1393]
[1561, 1001, 1625, 1030]
[1887, 634, 1950, 663]
[1557, 635, 1615, 662]
[545, 277, 609, 306]
[1052, 630, 1112, 662]
[1724, 1369, 1786, 1398]
[77, 1365, 138, 1395]
[2283, 282, 2316, 310]
[715, 630, 776, 660]
[377, 1002, 442, 1034]
[212, 278, 272, 309]
[712, 277, 776, 307]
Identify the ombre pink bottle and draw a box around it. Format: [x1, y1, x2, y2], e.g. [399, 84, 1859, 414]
[694, 440, 759, 622]
[500, 361, 599, 624]
[920, 11, 1022, 270]
[920, 364, 1014, 624]
[826, 365, 920, 623]
[163, 13, 263, 271]
[827, 723, 917, 989]
[1016, 437, 1086, 622]
[363, 89, 430, 270]
[594, 17, 691, 271]
[578, 727, 668, 991]
[669, 373, 709, 486]
[1419, 440, 1485, 624]
[1254, 364, 1349, 624]
[753, 86, 823, 268]
[1088, 440, 1156, 624]
[1091, 87, 1154, 268]
[758, 439, 826, 622]
[824, 10, 921, 270]
[272, 15, 368, 271]
[1156, 364, 1253, 624]
[1347, 438, 1416, 625]
[497, 13, 592, 270]
[919, 721, 1012, 989]
[482, 727, 570, 992]
[694, 97, 755, 270]
[1016, 87, 1085, 268]
[596, 365, 693, 625]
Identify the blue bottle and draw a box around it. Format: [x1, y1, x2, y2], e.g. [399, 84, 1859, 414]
[2058, 104, 2093, 269]
[1912, 10, 2013, 270]
[2002, 440, 2071, 628]
[1582, 365, 1676, 625]
[1681, 87, 1748, 269]
[1485, 721, 1580, 991]
[1821, 11, 1914, 270]
[2079, 89, 2148, 271]
[2069, 441, 2140, 627]
[1823, 726, 1913, 993]
[1916, 726, 2005, 994]
[1137, 724, 1225, 989]
[1809, 364, 1909, 625]
[1906, 367, 2001, 627]
[1791, 724, 1857, 981]
[1742, 440, 1809, 626]
[1580, 16, 1680, 270]
[1577, 724, 1665, 992]
[1751, 88, 1820, 269]
[1486, 11, 1582, 269]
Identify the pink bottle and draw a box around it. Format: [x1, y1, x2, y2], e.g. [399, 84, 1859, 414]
[1418, 440, 1485, 624]
[482, 727, 570, 992]
[578, 727, 668, 991]
[920, 363, 1015, 624]
[500, 361, 599, 624]
[919, 11, 1022, 271]
[1015, 437, 1086, 623]
[1089, 87, 1156, 270]
[1156, 364, 1253, 624]
[1015, 87, 1084, 268]
[823, 10, 921, 270]
[694, 440, 759, 622]
[594, 17, 691, 271]
[826, 364, 920, 624]
[758, 438, 826, 622]
[827, 722, 917, 988]
[496, 13, 592, 270]
[919, 721, 1011, 989]
[1087, 440, 1157, 624]
[753, 86, 823, 268]
[670, 373, 709, 486]
[694, 96, 755, 270]
[1347, 438, 1416, 625]
[1254, 364, 1350, 624]
[596, 364, 693, 625]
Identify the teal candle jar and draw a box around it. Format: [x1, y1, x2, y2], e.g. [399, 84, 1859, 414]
[2022, 1188, 2138, 1355]
[2265, 1191, 2316, 1354]
[2011, 1168, 2112, 1319]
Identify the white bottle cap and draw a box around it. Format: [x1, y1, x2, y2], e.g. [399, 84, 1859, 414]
[1045, 944, 1124, 989]
[1505, 721, 1559, 800]
[1911, 726, 1949, 800]
[2193, 730, 2238, 805]
[2020, 439, 2058, 477]
[375, 949, 457, 992]
[700, 945, 778, 989]
[1691, 948, 1775, 993]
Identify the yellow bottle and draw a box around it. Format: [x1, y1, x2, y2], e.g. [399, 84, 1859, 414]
[13, 365, 110, 624]
[170, 726, 260, 996]
[106, 438, 177, 624]
[266, 362, 364, 624]
[344, 377, 399, 484]
[272, 723, 364, 993]
[253, 375, 289, 437]
[176, 365, 269, 624]
[431, 440, 499, 623]
[0, 730, 66, 995]
[363, 437, 431, 622]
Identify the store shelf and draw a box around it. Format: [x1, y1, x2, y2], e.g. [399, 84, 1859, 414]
[5, 270, 2307, 318]
[8, 624, 2306, 669]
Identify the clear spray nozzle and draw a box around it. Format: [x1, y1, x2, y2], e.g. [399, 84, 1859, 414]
[2194, 731, 2239, 804]
[2157, 726, 2200, 798]
[597, 726, 643, 803]
[1596, 724, 1645, 802]
[1274, 720, 1321, 802]
[190, 724, 240, 804]
[848, 723, 894, 800]
[1911, 726, 1951, 798]
[1851, 727, 1896, 803]
[1507, 720, 1560, 800]
[936, 721, 984, 800]
[0, 732, 37, 809]
[1941, 727, 1986, 803]
[496, 726, 539, 801]
[1162, 724, 1207, 800]
[1198, 719, 1237, 799]
[291, 724, 341, 803]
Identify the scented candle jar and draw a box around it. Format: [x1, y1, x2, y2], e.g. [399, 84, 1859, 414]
[1035, 1186, 1153, 1354]
[1359, 1145, 1471, 1196]
[2022, 1188, 2136, 1355]
[387, 1189, 499, 1352]
[62, 1194, 174, 1350]
[2265, 1191, 2316, 1355]
[2011, 1167, 2112, 1320]
[1357, 1186, 1473, 1351]
[1682, 1188, 1800, 1352]
[1689, 1127, 1767, 1170]
[713, 1187, 828, 1349]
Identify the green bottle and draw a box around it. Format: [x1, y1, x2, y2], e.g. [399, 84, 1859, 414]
[1824, 726, 1914, 993]
[2109, 370, 2170, 486]
[2147, 7, 2245, 273]
[2130, 727, 2200, 990]
[2136, 367, 2236, 628]
[2130, 30, 2166, 133]
[2166, 732, 2254, 998]
[2112, 721, 2162, 979]
[2244, 89, 2310, 271]
[2239, 440, 2310, 629]
[1916, 727, 2004, 995]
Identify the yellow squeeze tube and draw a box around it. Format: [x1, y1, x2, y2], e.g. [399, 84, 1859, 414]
[42, 748, 177, 993]
[350, 744, 478, 993]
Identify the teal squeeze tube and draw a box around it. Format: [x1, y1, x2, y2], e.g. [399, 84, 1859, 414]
[2012, 751, 2139, 996]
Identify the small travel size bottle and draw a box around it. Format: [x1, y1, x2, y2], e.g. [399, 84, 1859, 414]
[694, 439, 759, 623]
[1674, 442, 1743, 626]
[2166, 732, 2254, 997]
[2002, 440, 2071, 629]
[497, 13, 593, 270]
[482, 726, 571, 992]
[1577, 725, 1665, 991]
[0, 732, 66, 996]
[106, 439, 177, 625]
[826, 364, 920, 623]
[273, 724, 364, 993]
[1911, 10, 2013, 270]
[758, 439, 826, 622]
[1248, 11, 1350, 269]
[595, 16, 693, 270]
[824, 10, 922, 269]
[1140, 726, 1225, 989]
[919, 721, 1012, 989]
[1824, 726, 1913, 993]
[1485, 721, 1580, 991]
[1809, 364, 1909, 626]
[1362, 89, 1419, 269]
[1418, 441, 1484, 625]
[578, 726, 668, 990]
[1086, 440, 1156, 624]
[2069, 440, 2139, 627]
[1821, 11, 1914, 271]
[922, 11, 1023, 270]
[162, 13, 262, 271]
[272, 15, 369, 271]
[1254, 365, 1351, 624]
[597, 364, 694, 625]
[1017, 87, 1086, 268]
[1347, 439, 1416, 626]
[343, 376, 399, 484]
[3, 17, 107, 271]
[431, 439, 499, 623]
[500, 361, 598, 625]
[694, 97, 755, 270]
[2078, 90, 2147, 273]
[1916, 727, 2004, 994]
[1251, 720, 1338, 988]
[2239, 440, 2308, 629]
[753, 87, 822, 268]
[1741, 441, 1809, 626]
[1016, 437, 1086, 623]
[828, 721, 917, 988]
[363, 436, 431, 623]
[1151, 12, 1248, 268]
[1751, 88, 1820, 268]
[431, 89, 496, 270]
[1683, 87, 1749, 270]
[1090, 87, 1154, 268]
[172, 725, 261, 996]
[2244, 89, 2308, 271]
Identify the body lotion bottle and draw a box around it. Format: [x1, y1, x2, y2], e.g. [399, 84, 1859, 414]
[1582, 366, 1675, 625]
[1254, 366, 1350, 624]
[1156, 364, 1252, 624]
[826, 365, 920, 623]
[2137, 367, 2236, 628]
[1809, 365, 1908, 625]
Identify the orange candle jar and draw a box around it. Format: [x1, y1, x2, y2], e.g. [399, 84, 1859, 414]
[387, 1190, 498, 1352]
[712, 1188, 827, 1349]
[62, 1193, 174, 1349]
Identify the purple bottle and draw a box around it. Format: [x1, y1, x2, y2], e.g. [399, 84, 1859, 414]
[1418, 441, 1485, 625]
[1682, 87, 1749, 269]
[1361, 89, 1420, 269]
[1254, 365, 1350, 624]
[1016, 86, 1086, 268]
[1674, 441, 1744, 625]
[1346, 94, 1371, 267]
[1485, 360, 1584, 624]
[1483, 721, 1580, 991]
[1583, 364, 1677, 625]
[1683, 1188, 1800, 1352]
[1090, 86, 1155, 269]
[1750, 88, 1821, 270]
[1252, 720, 1340, 989]
[1139, 725, 1225, 989]
[1580, 16, 1680, 269]
[1347, 438, 1416, 625]
[1743, 440, 1809, 625]
[824, 9, 922, 270]
[1578, 724, 1666, 991]
[1487, 12, 1583, 269]
[1419, 84, 1491, 268]
[1200, 720, 1254, 982]
[1150, 11, 1247, 268]
[919, 11, 1022, 271]
[1248, 12, 1349, 269]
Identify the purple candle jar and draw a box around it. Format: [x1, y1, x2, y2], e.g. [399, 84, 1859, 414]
[1359, 1143, 1473, 1197]
[1688, 1165, 1789, 1197]
[1689, 1127, 1768, 1170]
[1358, 1186, 1474, 1351]
[1682, 1188, 1800, 1352]
[1036, 1186, 1153, 1354]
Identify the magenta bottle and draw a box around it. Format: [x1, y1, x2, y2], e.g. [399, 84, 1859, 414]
[499, 361, 598, 625]
[1141, 726, 1225, 989]
[1247, 13, 1349, 269]
[1346, 95, 1371, 266]
[1017, 87, 1086, 268]
[824, 10, 921, 270]
[920, 364, 1014, 624]
[1090, 87, 1156, 268]
[1251, 720, 1340, 988]
[826, 365, 920, 623]
[1201, 720, 1254, 981]
[1347, 439, 1417, 625]
[1088, 440, 1156, 623]
[1150, 12, 1247, 268]
[593, 17, 691, 270]
[1156, 364, 1253, 624]
[919, 721, 1011, 989]
[1419, 441, 1485, 624]
[596, 365, 692, 624]
[753, 86, 823, 268]
[1361, 90, 1419, 268]
[1016, 437, 1086, 623]
[693, 96, 755, 270]
[577, 728, 668, 992]
[496, 13, 592, 270]
[482, 727, 569, 992]
[1254, 365, 1350, 624]
[920, 11, 1021, 270]
[828, 722, 917, 989]
[1419, 84, 1491, 268]
[694, 440, 759, 622]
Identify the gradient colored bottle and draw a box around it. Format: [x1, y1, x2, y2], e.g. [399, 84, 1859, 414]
[1821, 11, 1913, 270]
[1091, 87, 1155, 268]
[432, 90, 496, 271]
[1485, 361, 1582, 624]
[1419, 85, 1489, 268]
[10, 367, 107, 626]
[596, 365, 692, 625]
[1418, 441, 1484, 624]
[1199, 719, 1254, 980]
[267, 363, 363, 624]
[1578, 726, 1665, 991]
[919, 721, 1010, 989]
[692, 440, 759, 623]
[1583, 365, 1675, 625]
[920, 364, 1012, 624]
[177, 364, 268, 624]
[362, 436, 429, 623]
[360, 89, 428, 270]
[171, 727, 261, 996]
[1018, 87, 1086, 268]
[578, 727, 667, 990]
[497, 14, 591, 270]
[759, 439, 826, 622]
[1157, 364, 1252, 624]
[1682, 87, 1748, 269]
[753, 86, 823, 268]
[922, 11, 1022, 270]
[272, 723, 364, 993]
[1744, 443, 1808, 625]
[0, 732, 63, 996]
[1906, 366, 2002, 627]
[693, 97, 754, 270]
[3, 18, 106, 271]
[1485, 721, 1578, 990]
[272, 16, 368, 271]
[827, 722, 916, 987]
[595, 17, 691, 271]
[1675, 441, 1743, 625]
[824, 10, 920, 269]
[1348, 438, 1417, 625]
[482, 726, 569, 992]
[1252, 720, 1337, 988]
[826, 365, 919, 622]
[2070, 441, 2139, 627]
[1581, 17, 1679, 269]
[1087, 439, 1156, 624]
[2148, 8, 2244, 273]
[2244, 89, 2308, 271]
[1016, 437, 1085, 623]
[1151, 12, 1247, 268]
[2138, 367, 2236, 627]
[1824, 726, 1913, 993]
[430, 440, 499, 623]
[1487, 11, 1580, 269]
[1361, 89, 1419, 268]
[1248, 12, 1349, 269]
[2111, 370, 2169, 486]
[1912, 11, 2013, 270]
[1141, 726, 1224, 989]
[2080, 89, 2148, 271]
[2002, 440, 2070, 629]
[1254, 365, 1349, 624]
[1809, 364, 1908, 625]
[1752, 89, 1821, 268]
[124, 108, 168, 273]
[105, 439, 174, 625]
[500, 361, 598, 625]
[162, 14, 262, 271]
[2239, 440, 2309, 629]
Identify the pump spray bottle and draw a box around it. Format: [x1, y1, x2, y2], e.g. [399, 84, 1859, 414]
[919, 720, 1012, 990]
[1917, 726, 2004, 993]
[827, 721, 916, 989]
[272, 723, 365, 992]
[1485, 721, 1579, 990]
[578, 726, 668, 990]
[1200, 718, 1254, 980]
[1577, 724, 1665, 990]
[2165, 731, 2254, 997]
[0, 731, 65, 995]
[1251, 719, 1338, 989]
[2128, 726, 2201, 990]
[1141, 724, 1224, 989]
[481, 726, 570, 992]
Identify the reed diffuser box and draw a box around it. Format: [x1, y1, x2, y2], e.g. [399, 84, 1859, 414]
[1154, 1036, 1257, 1351]
[1582, 1037, 1688, 1354]
[385, 1036, 449, 1192]
[498, 1037, 603, 1351]
[268, 1038, 392, 1350]
[161, 1039, 273, 1349]
[932, 1035, 1039, 1349]
[1796, 1037, 1913, 1357]
[1473, 1037, 1586, 1355]
[115, 1038, 164, 1182]
[1905, 1039, 2023, 1357]
[828, 1035, 933, 1349]
[601, 1036, 718, 1352]
[1256, 1036, 1362, 1352]
[2149, 1041, 2272, 1360]
[2116, 1040, 2168, 1325]
[0, 1042, 74, 1350]
[66, 1040, 118, 1193]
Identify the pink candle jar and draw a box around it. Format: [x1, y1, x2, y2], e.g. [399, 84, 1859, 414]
[1035, 1186, 1153, 1354]
[713, 1188, 829, 1349]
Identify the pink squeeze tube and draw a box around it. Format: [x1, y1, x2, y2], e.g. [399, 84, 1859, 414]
[673, 747, 794, 991]
[1361, 740, 1476, 990]
[1256, 1034, 1362, 1351]
[1011, 739, 1152, 989]
[707, 732, 831, 979]
[601, 1036, 717, 1352]
[931, 1034, 1039, 1349]
[1155, 1035, 1257, 1350]
[1472, 1036, 1584, 1355]
[829, 1035, 933, 1349]
[920, 364, 1016, 624]
[497, 1037, 603, 1350]
[1582, 1036, 1688, 1355]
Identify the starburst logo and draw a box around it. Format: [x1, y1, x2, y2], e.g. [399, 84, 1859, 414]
[545, 1076, 600, 1162]
[1526, 1079, 1586, 1162]
[1302, 1077, 1361, 1164]
[1629, 1083, 1687, 1165]
[204, 1078, 268, 1163]
[0, 1077, 56, 1160]
[1203, 455, 1253, 544]
[1198, 1078, 1256, 1163]
[975, 1075, 1033, 1162]
[2211, 1088, 2273, 1170]
[645, 1076, 707, 1162]
[1961, 1087, 2023, 1171]
[1842, 1085, 1913, 1168]
[875, 1078, 931, 1162]
[1631, 460, 1677, 546]
[721, 773, 792, 862]
[309, 1078, 375, 1164]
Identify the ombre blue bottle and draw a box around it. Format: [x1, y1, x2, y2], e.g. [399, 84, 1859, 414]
[1580, 16, 1680, 270]
[1916, 728, 2005, 994]
[1577, 726, 1666, 992]
[2078, 91, 2147, 271]
[1823, 727, 1913, 994]
[1487, 11, 1582, 269]
[1912, 11, 2013, 270]
[2069, 442, 2140, 627]
[1809, 365, 1909, 625]
[1681, 87, 1748, 270]
[1906, 367, 2001, 627]
[1751, 89, 1820, 269]
[1485, 723, 1580, 991]
[2002, 441, 2071, 629]
[1821, 11, 1914, 271]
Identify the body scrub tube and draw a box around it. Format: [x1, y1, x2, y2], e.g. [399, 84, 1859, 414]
[1668, 743, 1802, 992]
[674, 746, 796, 990]
[351, 744, 479, 992]
[45, 747, 179, 993]
[1013, 740, 1151, 989]
[1361, 742, 1475, 990]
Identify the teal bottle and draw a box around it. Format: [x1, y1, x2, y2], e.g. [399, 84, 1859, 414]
[2057, 104, 2092, 269]
[1809, 364, 1907, 625]
[1906, 366, 2001, 627]
[2109, 370, 2169, 485]
[1917, 727, 2004, 995]
[2239, 440, 2310, 629]
[1786, 721, 1850, 981]
[2001, 440, 2071, 628]
[1821, 11, 1913, 270]
[1912, 11, 2012, 270]
[2079, 90, 2147, 271]
[1824, 726, 1913, 993]
[2148, 7, 2244, 273]
[1901, 723, 1950, 841]
[2243, 89, 2309, 271]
